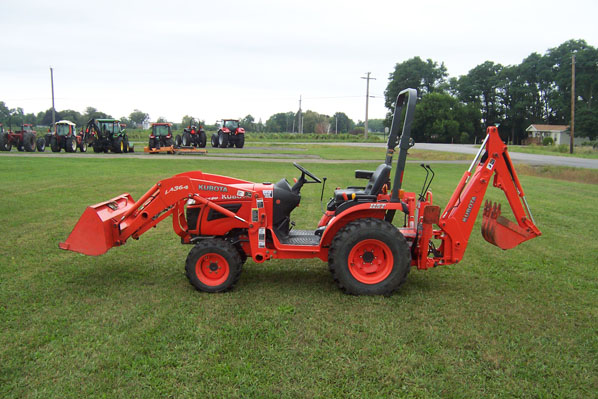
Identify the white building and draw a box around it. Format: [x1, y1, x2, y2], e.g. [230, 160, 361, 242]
[525, 124, 590, 145]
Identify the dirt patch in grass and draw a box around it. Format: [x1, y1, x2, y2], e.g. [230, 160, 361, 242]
[516, 164, 598, 184]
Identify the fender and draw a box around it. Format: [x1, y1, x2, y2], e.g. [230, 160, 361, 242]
[319, 202, 402, 247]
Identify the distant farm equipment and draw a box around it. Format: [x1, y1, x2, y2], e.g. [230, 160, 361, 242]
[44, 120, 89, 153]
[0, 124, 40, 152]
[86, 119, 132, 153]
[175, 119, 206, 148]
[211, 119, 245, 148]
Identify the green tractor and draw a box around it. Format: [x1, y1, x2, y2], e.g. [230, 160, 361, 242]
[85, 119, 132, 153]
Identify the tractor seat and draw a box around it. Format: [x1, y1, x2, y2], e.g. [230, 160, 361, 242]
[329, 163, 391, 210]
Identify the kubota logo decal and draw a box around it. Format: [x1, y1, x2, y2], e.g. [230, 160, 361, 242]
[165, 185, 189, 195]
[198, 184, 228, 192]
[462, 196, 477, 222]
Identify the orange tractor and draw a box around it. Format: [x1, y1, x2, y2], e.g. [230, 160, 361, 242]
[60, 89, 541, 295]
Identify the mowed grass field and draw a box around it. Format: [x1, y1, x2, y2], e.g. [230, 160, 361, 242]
[1, 154, 597, 398]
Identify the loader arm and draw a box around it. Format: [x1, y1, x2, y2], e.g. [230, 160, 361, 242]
[59, 173, 252, 256]
[431, 126, 541, 265]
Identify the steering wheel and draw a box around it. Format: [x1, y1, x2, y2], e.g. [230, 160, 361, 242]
[293, 162, 322, 183]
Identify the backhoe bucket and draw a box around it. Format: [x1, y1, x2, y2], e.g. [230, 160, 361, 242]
[482, 200, 536, 250]
[59, 193, 135, 256]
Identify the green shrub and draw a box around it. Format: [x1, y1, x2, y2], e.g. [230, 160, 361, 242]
[542, 137, 554, 146]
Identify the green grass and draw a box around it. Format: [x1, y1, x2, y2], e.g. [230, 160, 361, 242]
[1, 156, 597, 398]
[507, 144, 598, 159]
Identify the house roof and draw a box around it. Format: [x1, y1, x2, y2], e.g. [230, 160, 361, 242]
[526, 124, 569, 132]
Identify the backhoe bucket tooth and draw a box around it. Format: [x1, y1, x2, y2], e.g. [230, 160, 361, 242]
[481, 200, 536, 250]
[59, 193, 135, 256]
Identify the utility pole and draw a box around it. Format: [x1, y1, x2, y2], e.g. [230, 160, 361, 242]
[570, 54, 575, 154]
[361, 72, 375, 139]
[298, 95, 303, 134]
[50, 67, 56, 127]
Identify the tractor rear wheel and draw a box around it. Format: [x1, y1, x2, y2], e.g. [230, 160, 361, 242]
[175, 134, 182, 147]
[65, 136, 76, 153]
[0, 132, 9, 151]
[185, 239, 242, 293]
[50, 136, 60, 152]
[198, 130, 207, 148]
[218, 131, 229, 148]
[211, 133, 219, 148]
[149, 138, 155, 149]
[36, 137, 46, 152]
[24, 132, 36, 152]
[235, 135, 245, 148]
[123, 137, 130, 153]
[328, 218, 410, 296]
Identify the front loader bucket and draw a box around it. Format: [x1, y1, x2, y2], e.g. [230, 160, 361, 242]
[482, 201, 538, 250]
[59, 193, 135, 256]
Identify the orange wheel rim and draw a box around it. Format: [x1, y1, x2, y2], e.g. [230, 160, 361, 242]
[348, 239, 393, 284]
[195, 253, 230, 286]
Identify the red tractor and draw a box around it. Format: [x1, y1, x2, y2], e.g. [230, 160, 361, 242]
[44, 120, 89, 153]
[211, 119, 245, 148]
[0, 123, 42, 152]
[148, 122, 174, 150]
[60, 89, 541, 295]
[176, 119, 206, 148]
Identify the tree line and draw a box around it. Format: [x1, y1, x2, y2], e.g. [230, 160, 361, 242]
[384, 39, 598, 143]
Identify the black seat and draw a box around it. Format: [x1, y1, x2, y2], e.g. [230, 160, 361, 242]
[330, 163, 391, 209]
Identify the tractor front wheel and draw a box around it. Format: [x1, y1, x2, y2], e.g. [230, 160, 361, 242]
[79, 140, 87, 152]
[113, 136, 124, 153]
[175, 134, 182, 147]
[211, 133, 219, 148]
[66, 136, 76, 153]
[328, 218, 410, 296]
[36, 137, 46, 152]
[235, 134, 245, 148]
[185, 239, 243, 293]
[182, 132, 191, 147]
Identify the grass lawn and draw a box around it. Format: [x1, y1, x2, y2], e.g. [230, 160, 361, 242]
[1, 156, 597, 398]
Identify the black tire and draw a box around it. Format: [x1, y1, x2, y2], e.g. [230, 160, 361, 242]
[185, 239, 243, 293]
[198, 130, 207, 148]
[123, 137, 130, 153]
[79, 140, 87, 153]
[50, 136, 60, 152]
[65, 136, 76, 153]
[182, 132, 191, 147]
[218, 131, 229, 148]
[0, 132, 9, 151]
[328, 218, 410, 296]
[235, 134, 245, 148]
[175, 134, 182, 147]
[149, 137, 155, 150]
[23, 132, 36, 152]
[36, 137, 46, 152]
[92, 142, 102, 153]
[113, 136, 123, 153]
[44, 134, 51, 147]
[165, 137, 173, 147]
[211, 133, 219, 148]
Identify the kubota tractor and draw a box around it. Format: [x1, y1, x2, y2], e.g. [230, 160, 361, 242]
[211, 119, 245, 148]
[86, 118, 131, 153]
[45, 120, 89, 153]
[60, 89, 541, 295]
[0, 123, 41, 152]
[175, 119, 206, 148]
[148, 122, 174, 150]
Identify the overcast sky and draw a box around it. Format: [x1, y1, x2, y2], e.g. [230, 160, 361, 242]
[1, 0, 596, 125]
